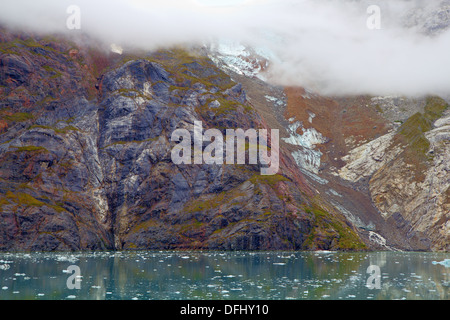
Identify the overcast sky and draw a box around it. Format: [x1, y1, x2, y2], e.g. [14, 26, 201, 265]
[1, 0, 449, 97]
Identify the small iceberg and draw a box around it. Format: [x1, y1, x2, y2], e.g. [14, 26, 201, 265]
[432, 259, 450, 268]
[56, 255, 79, 263]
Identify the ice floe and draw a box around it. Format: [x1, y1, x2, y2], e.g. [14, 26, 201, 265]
[432, 259, 450, 267]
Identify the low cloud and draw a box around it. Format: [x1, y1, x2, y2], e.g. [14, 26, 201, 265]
[1, 0, 449, 97]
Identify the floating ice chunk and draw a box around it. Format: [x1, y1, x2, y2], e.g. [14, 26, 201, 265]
[56, 255, 79, 263]
[0, 260, 13, 264]
[432, 259, 450, 267]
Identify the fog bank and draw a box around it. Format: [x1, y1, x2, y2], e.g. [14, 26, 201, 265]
[1, 0, 449, 97]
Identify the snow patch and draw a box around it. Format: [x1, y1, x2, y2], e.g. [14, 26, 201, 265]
[282, 119, 327, 174]
[207, 41, 271, 80]
[265, 95, 285, 107]
[110, 43, 123, 55]
[308, 111, 316, 124]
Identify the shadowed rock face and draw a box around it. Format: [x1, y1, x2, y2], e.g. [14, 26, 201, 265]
[0, 28, 367, 252]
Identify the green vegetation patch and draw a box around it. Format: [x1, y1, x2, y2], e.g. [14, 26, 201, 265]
[2, 112, 34, 123]
[42, 65, 63, 79]
[5, 191, 67, 212]
[249, 174, 289, 187]
[48, 203, 66, 213]
[130, 219, 160, 234]
[0, 197, 10, 210]
[0, 38, 57, 57]
[394, 96, 449, 176]
[303, 205, 366, 251]
[184, 192, 226, 213]
[184, 186, 249, 214]
[398, 112, 432, 155]
[12, 145, 48, 153]
[151, 48, 236, 91]
[398, 97, 448, 152]
[29, 124, 79, 135]
[114, 88, 151, 100]
[6, 191, 45, 207]
[424, 96, 448, 120]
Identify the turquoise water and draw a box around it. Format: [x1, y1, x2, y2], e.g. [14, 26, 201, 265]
[0, 251, 448, 300]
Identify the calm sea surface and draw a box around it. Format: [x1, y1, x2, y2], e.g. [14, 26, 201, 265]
[0, 251, 448, 300]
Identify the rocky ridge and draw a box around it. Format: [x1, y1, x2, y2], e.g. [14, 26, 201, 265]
[0, 27, 366, 252]
[0, 22, 448, 252]
[208, 43, 448, 252]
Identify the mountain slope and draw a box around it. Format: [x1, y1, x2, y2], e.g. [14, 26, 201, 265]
[0, 27, 367, 251]
[207, 39, 449, 252]
[1, 25, 448, 252]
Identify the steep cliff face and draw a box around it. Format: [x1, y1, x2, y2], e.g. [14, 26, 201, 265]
[0, 28, 366, 252]
[0, 29, 111, 250]
[367, 98, 449, 251]
[330, 96, 449, 252]
[279, 87, 449, 252]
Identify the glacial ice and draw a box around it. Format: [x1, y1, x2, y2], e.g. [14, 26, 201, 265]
[281, 119, 327, 174]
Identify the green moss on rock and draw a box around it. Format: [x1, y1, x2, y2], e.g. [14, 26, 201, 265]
[6, 191, 45, 207]
[3, 112, 34, 123]
[303, 205, 366, 251]
[12, 145, 48, 153]
[394, 96, 449, 179]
